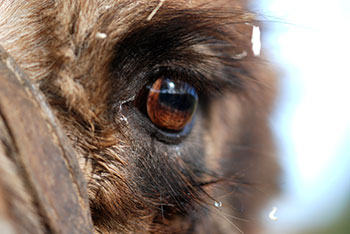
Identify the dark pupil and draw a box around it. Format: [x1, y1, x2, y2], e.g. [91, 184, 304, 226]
[158, 80, 197, 112]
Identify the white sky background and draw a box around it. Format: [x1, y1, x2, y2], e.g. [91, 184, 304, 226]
[255, 0, 350, 233]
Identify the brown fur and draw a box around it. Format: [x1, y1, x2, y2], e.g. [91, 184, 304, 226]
[0, 0, 278, 233]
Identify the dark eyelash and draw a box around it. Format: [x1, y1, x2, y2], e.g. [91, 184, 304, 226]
[108, 8, 256, 110]
[142, 66, 218, 97]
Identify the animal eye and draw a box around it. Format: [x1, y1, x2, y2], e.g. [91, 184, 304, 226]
[146, 78, 198, 132]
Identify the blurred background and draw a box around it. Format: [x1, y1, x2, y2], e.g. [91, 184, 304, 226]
[253, 0, 350, 233]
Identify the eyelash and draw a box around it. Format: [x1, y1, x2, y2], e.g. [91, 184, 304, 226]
[143, 66, 219, 96]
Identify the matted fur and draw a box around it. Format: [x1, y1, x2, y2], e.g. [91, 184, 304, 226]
[0, 0, 278, 233]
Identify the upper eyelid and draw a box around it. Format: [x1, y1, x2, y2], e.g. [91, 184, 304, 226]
[108, 10, 247, 99]
[142, 66, 220, 97]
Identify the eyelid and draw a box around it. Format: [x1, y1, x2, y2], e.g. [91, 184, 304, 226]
[144, 66, 221, 98]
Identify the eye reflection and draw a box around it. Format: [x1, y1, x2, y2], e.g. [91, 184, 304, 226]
[146, 78, 198, 131]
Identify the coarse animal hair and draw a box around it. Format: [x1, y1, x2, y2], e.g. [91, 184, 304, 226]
[0, 0, 279, 233]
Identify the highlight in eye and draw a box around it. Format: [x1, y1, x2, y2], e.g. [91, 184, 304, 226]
[146, 78, 198, 131]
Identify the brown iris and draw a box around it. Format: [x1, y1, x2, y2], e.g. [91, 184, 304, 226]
[147, 78, 198, 131]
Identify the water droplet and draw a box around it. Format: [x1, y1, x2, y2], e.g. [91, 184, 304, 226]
[251, 25, 261, 56]
[103, 5, 111, 10]
[214, 201, 222, 207]
[117, 97, 135, 123]
[232, 50, 247, 59]
[95, 32, 107, 39]
[175, 146, 181, 156]
[268, 206, 278, 221]
[119, 115, 128, 123]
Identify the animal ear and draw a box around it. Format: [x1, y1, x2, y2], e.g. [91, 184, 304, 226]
[0, 46, 94, 234]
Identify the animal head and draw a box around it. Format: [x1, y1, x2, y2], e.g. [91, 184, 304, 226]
[0, 1, 278, 233]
